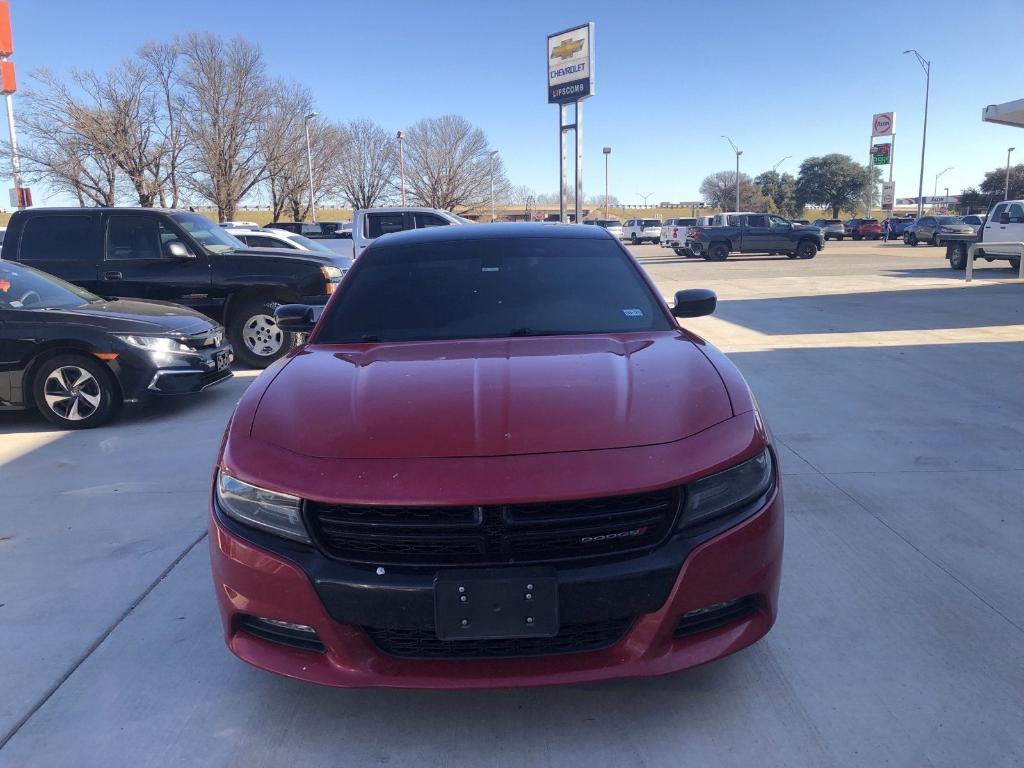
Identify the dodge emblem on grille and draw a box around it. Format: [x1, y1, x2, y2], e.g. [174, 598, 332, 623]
[580, 527, 648, 544]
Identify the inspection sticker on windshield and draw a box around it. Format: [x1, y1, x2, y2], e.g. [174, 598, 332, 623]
[622, 308, 644, 317]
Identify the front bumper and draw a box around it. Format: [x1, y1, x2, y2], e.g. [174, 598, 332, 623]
[114, 343, 234, 401]
[209, 484, 783, 688]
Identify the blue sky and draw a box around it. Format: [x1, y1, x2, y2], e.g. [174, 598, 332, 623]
[4, 0, 1024, 207]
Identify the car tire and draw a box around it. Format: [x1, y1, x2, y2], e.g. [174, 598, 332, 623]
[907, 233, 918, 247]
[32, 353, 120, 430]
[673, 248, 687, 257]
[837, 235, 844, 241]
[706, 242, 729, 261]
[796, 239, 817, 259]
[229, 297, 299, 369]
[948, 243, 968, 270]
[1009, 256, 1021, 271]
[630, 234, 639, 245]
[931, 234, 941, 246]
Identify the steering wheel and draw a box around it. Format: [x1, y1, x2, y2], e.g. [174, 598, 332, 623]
[18, 290, 42, 306]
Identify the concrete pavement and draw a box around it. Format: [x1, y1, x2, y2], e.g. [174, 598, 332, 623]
[1, 240, 1022, 767]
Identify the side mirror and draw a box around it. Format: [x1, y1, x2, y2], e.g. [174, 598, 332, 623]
[165, 241, 194, 259]
[274, 303, 317, 332]
[672, 288, 717, 318]
[1000, 213, 1010, 225]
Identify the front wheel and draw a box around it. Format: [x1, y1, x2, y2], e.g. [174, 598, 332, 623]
[33, 353, 120, 429]
[796, 240, 817, 259]
[1009, 256, 1021, 272]
[907, 233, 918, 247]
[630, 234, 639, 245]
[948, 243, 968, 270]
[229, 297, 299, 368]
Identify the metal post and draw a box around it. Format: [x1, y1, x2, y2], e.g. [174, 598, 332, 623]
[559, 104, 568, 222]
[4, 93, 23, 207]
[603, 146, 611, 220]
[735, 151, 740, 211]
[304, 112, 317, 222]
[397, 131, 406, 206]
[944, 186, 949, 213]
[867, 135, 875, 217]
[905, 50, 930, 219]
[1007, 147, 1015, 201]
[488, 150, 497, 223]
[574, 100, 583, 225]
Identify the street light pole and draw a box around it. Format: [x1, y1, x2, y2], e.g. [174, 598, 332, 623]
[772, 155, 792, 172]
[488, 150, 498, 222]
[944, 186, 949, 213]
[1005, 147, 1016, 201]
[637, 192, 654, 210]
[602, 146, 611, 220]
[721, 136, 742, 211]
[904, 49, 930, 218]
[304, 111, 317, 222]
[396, 130, 406, 206]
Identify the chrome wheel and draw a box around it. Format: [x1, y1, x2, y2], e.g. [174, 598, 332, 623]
[242, 313, 284, 357]
[43, 366, 101, 421]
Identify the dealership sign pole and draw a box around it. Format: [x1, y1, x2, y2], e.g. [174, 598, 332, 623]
[870, 112, 895, 217]
[0, 1, 28, 209]
[548, 23, 594, 223]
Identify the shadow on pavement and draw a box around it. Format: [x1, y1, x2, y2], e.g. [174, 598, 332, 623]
[713, 282, 1024, 335]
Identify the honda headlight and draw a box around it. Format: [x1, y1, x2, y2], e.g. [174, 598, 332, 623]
[115, 334, 192, 353]
[679, 448, 773, 530]
[216, 470, 310, 543]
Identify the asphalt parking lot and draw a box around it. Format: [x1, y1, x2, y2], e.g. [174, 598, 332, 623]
[2, 239, 1023, 767]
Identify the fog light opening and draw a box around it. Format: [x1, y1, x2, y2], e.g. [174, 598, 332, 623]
[237, 614, 325, 652]
[673, 596, 759, 639]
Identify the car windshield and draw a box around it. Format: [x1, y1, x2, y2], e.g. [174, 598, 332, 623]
[825, 220, 841, 225]
[598, 220, 621, 227]
[286, 234, 336, 254]
[936, 216, 962, 224]
[642, 219, 661, 227]
[170, 212, 245, 253]
[0, 262, 100, 310]
[316, 237, 673, 344]
[445, 212, 474, 225]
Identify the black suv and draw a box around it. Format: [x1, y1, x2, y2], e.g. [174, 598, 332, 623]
[1, 208, 345, 368]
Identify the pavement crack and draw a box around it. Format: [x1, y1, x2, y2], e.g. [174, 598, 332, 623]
[0, 531, 209, 752]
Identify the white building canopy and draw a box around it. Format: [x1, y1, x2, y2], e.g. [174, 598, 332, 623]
[983, 99, 1024, 128]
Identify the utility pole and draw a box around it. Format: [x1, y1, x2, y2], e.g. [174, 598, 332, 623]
[1003, 148, 1011, 201]
[904, 49, 930, 218]
[602, 146, 611, 219]
[396, 130, 406, 206]
[488, 150, 498, 222]
[304, 112, 317, 221]
[933, 166, 952, 209]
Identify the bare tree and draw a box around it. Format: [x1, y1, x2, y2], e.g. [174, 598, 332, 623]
[332, 118, 397, 210]
[505, 184, 535, 205]
[260, 81, 315, 221]
[283, 118, 344, 221]
[177, 33, 271, 221]
[5, 68, 123, 205]
[403, 115, 507, 212]
[139, 41, 186, 207]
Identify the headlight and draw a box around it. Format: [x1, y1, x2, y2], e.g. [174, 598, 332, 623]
[215, 470, 310, 544]
[321, 265, 343, 280]
[679, 448, 773, 530]
[115, 335, 192, 353]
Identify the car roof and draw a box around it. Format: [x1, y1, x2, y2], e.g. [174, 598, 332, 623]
[375, 222, 613, 247]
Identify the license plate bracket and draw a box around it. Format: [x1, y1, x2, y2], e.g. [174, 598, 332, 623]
[434, 567, 558, 641]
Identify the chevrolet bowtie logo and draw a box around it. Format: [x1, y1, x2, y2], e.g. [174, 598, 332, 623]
[551, 38, 584, 60]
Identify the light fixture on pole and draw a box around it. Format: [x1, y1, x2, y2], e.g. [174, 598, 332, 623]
[304, 112, 318, 222]
[772, 155, 792, 172]
[488, 150, 498, 223]
[933, 166, 952, 207]
[602, 146, 611, 220]
[722, 136, 742, 211]
[396, 130, 406, 206]
[637, 191, 654, 210]
[1005, 147, 1016, 201]
[904, 49, 931, 218]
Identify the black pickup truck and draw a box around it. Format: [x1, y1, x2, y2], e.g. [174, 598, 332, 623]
[1, 208, 348, 367]
[685, 214, 824, 261]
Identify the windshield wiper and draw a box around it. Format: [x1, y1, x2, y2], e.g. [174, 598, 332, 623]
[507, 328, 564, 337]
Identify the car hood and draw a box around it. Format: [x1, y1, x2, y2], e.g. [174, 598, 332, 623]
[224, 246, 340, 268]
[41, 298, 217, 334]
[250, 332, 733, 459]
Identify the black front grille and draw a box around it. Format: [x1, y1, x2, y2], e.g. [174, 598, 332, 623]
[306, 488, 680, 566]
[673, 596, 759, 639]
[364, 618, 633, 659]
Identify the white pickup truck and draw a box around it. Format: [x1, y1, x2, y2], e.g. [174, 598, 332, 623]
[942, 199, 1024, 272]
[270, 207, 469, 260]
[659, 217, 698, 256]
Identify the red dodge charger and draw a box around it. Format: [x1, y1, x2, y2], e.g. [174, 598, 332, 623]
[209, 223, 783, 688]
